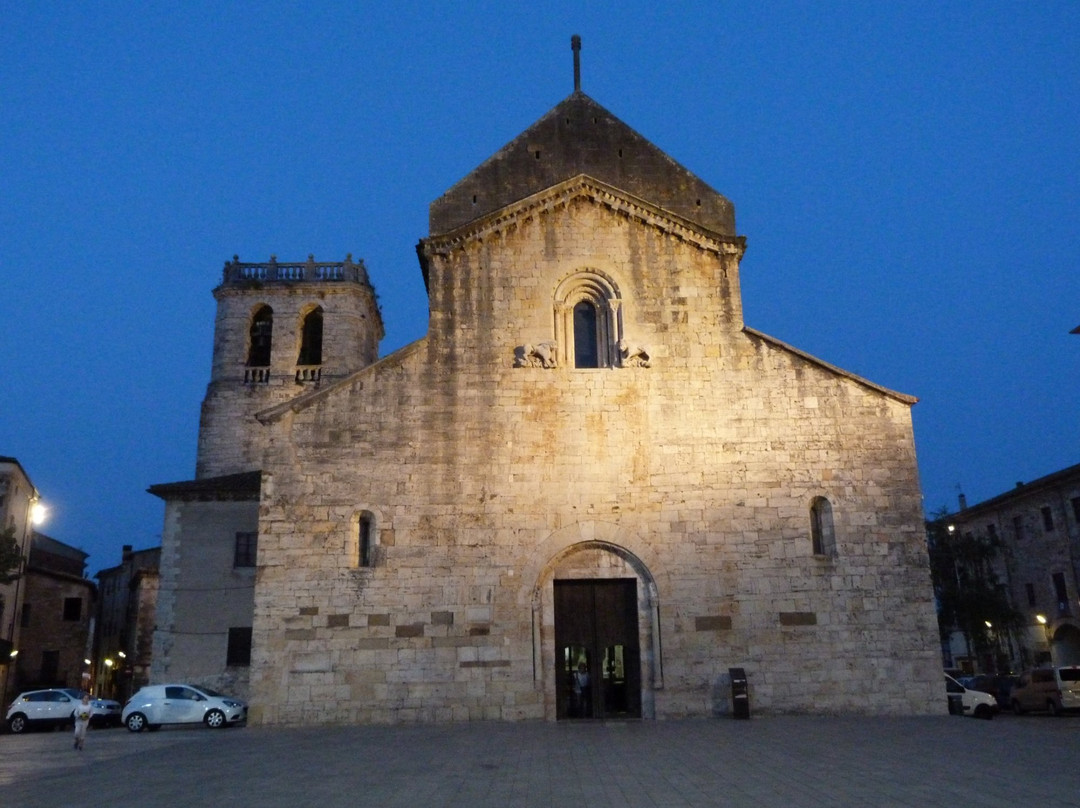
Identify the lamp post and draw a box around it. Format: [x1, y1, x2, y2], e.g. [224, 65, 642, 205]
[2, 494, 44, 709]
[1036, 614, 1053, 665]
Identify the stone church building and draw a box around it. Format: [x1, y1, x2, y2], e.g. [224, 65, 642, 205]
[151, 50, 942, 724]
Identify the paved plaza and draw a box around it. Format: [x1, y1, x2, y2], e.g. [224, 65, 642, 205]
[2, 714, 1078, 807]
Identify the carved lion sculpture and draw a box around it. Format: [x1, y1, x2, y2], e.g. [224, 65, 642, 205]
[618, 339, 651, 368]
[514, 341, 558, 368]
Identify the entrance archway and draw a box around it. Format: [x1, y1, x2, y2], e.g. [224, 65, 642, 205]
[529, 533, 662, 721]
[1052, 623, 1080, 666]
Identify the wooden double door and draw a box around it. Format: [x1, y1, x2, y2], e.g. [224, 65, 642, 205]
[554, 579, 641, 719]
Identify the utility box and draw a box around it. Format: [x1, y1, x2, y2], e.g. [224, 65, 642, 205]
[729, 667, 750, 719]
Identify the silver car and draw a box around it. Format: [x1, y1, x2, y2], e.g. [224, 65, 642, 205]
[122, 684, 247, 731]
[6, 688, 121, 733]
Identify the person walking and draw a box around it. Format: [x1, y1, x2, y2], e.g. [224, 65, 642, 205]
[72, 692, 92, 751]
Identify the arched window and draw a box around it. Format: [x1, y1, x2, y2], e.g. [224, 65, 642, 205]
[573, 301, 599, 368]
[247, 305, 273, 367]
[554, 270, 621, 368]
[297, 306, 323, 366]
[810, 497, 836, 557]
[353, 510, 376, 568]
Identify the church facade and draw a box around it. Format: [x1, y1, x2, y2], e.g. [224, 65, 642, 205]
[151, 70, 943, 723]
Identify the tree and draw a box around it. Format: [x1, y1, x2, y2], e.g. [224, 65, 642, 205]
[926, 509, 1024, 672]
[0, 525, 24, 585]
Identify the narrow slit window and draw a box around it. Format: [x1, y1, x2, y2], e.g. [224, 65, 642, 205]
[810, 497, 836, 557]
[358, 511, 374, 568]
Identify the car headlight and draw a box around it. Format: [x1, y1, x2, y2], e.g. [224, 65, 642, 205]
[222, 700, 243, 708]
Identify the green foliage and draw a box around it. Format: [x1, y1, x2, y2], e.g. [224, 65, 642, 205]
[926, 508, 1024, 669]
[0, 525, 24, 584]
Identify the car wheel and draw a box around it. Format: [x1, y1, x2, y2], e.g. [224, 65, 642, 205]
[8, 714, 28, 734]
[204, 708, 226, 729]
[1011, 699, 1024, 715]
[126, 712, 148, 732]
[974, 704, 994, 720]
[1048, 699, 1061, 717]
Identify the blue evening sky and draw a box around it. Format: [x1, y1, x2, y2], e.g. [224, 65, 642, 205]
[2, 2, 1077, 574]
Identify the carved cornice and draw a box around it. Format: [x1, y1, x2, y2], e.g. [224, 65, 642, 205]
[420, 174, 746, 260]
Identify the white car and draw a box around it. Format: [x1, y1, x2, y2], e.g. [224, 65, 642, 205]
[6, 689, 121, 733]
[945, 673, 997, 719]
[122, 684, 247, 731]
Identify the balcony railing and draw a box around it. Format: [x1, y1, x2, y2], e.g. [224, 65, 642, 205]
[222, 254, 369, 285]
[242, 366, 323, 386]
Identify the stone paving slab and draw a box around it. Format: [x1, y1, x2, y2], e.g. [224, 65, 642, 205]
[2, 715, 1078, 808]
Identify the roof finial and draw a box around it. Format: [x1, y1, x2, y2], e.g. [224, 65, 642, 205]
[571, 35, 581, 93]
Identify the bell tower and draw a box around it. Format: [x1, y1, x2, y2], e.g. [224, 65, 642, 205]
[195, 254, 383, 478]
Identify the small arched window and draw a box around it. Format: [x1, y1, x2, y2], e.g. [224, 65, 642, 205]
[573, 301, 599, 368]
[297, 306, 323, 366]
[810, 497, 836, 557]
[247, 305, 273, 367]
[554, 270, 621, 368]
[353, 510, 376, 568]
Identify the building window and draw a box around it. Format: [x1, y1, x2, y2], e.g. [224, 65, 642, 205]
[62, 597, 81, 622]
[226, 627, 253, 667]
[1071, 497, 1080, 524]
[234, 532, 258, 568]
[573, 301, 599, 368]
[1041, 506, 1055, 532]
[246, 305, 273, 367]
[297, 306, 324, 366]
[553, 270, 622, 369]
[357, 511, 375, 568]
[810, 497, 836, 556]
[1012, 515, 1023, 540]
[1026, 583, 1036, 607]
[986, 524, 997, 542]
[20, 602, 30, 628]
[40, 650, 59, 684]
[1053, 572, 1070, 616]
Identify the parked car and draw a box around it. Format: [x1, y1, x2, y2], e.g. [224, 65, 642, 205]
[945, 673, 997, 719]
[122, 684, 247, 731]
[1010, 666, 1080, 715]
[958, 674, 1019, 710]
[6, 688, 121, 733]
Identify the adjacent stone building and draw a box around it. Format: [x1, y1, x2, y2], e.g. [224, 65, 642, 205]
[152, 51, 942, 723]
[0, 456, 41, 706]
[937, 462, 1080, 671]
[12, 532, 95, 693]
[94, 544, 160, 702]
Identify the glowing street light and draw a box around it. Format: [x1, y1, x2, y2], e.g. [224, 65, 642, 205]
[30, 502, 47, 526]
[1036, 614, 1048, 625]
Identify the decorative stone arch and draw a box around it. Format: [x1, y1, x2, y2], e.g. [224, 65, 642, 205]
[1050, 620, 1080, 666]
[553, 269, 623, 368]
[523, 520, 664, 720]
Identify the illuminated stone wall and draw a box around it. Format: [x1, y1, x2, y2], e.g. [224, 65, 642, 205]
[244, 185, 941, 724]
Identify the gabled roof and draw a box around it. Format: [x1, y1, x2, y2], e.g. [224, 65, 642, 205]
[429, 92, 735, 237]
[742, 328, 918, 405]
[418, 173, 745, 293]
